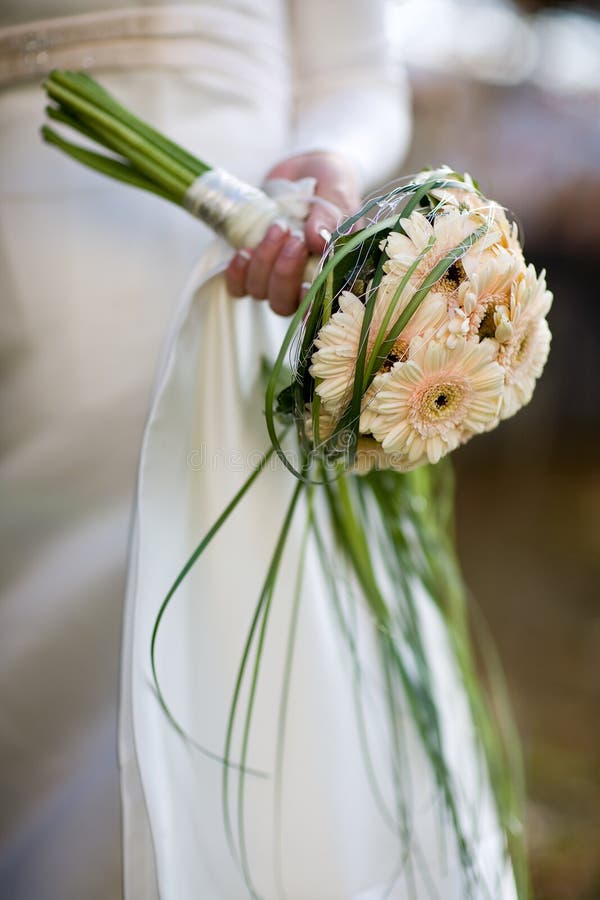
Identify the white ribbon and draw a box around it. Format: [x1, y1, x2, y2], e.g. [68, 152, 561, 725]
[183, 168, 340, 250]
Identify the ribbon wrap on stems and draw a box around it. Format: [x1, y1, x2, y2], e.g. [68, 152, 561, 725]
[182, 169, 325, 248]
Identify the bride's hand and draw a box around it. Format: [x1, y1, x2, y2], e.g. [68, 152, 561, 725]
[225, 151, 361, 316]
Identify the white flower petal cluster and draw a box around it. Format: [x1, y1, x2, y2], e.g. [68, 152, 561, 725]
[308, 171, 552, 472]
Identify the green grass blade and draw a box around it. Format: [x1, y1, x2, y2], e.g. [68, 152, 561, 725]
[44, 76, 195, 191]
[52, 70, 208, 177]
[237, 482, 303, 896]
[149, 446, 275, 772]
[41, 125, 177, 202]
[274, 486, 313, 899]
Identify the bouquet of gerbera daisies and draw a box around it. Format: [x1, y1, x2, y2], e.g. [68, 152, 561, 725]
[42, 70, 552, 899]
[270, 170, 551, 479]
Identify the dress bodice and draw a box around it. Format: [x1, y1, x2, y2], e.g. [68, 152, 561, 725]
[0, 0, 410, 185]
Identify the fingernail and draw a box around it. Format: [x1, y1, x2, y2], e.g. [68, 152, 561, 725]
[319, 227, 332, 244]
[265, 224, 285, 243]
[236, 249, 251, 262]
[282, 236, 304, 257]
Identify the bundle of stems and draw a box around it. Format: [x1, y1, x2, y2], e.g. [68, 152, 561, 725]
[42, 70, 209, 205]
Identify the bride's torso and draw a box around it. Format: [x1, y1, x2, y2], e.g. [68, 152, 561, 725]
[0, 6, 293, 900]
[0, 1, 293, 176]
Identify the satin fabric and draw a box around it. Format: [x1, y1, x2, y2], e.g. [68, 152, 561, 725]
[123, 249, 518, 898]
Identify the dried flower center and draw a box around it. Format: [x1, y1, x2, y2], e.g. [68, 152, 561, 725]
[437, 259, 466, 295]
[478, 303, 497, 340]
[420, 381, 464, 420]
[382, 337, 410, 371]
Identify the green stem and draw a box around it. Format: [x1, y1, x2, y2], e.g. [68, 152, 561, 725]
[149, 445, 276, 772]
[55, 70, 208, 177]
[41, 126, 176, 202]
[311, 516, 399, 833]
[324, 473, 389, 624]
[235, 482, 303, 898]
[274, 486, 313, 899]
[71, 108, 189, 199]
[45, 78, 195, 191]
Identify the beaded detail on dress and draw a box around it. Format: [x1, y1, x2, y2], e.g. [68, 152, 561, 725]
[0, 5, 286, 87]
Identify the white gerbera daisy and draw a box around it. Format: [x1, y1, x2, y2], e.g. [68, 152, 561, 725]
[413, 167, 480, 209]
[309, 284, 446, 417]
[511, 264, 553, 321]
[362, 338, 504, 469]
[453, 248, 526, 343]
[496, 266, 552, 418]
[308, 291, 364, 414]
[384, 208, 499, 288]
[499, 317, 551, 419]
[429, 172, 489, 214]
[375, 272, 448, 347]
[413, 166, 522, 262]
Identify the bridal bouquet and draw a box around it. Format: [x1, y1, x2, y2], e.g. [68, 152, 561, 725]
[43, 70, 551, 899]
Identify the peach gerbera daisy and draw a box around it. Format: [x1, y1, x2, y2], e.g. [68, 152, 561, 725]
[383, 208, 499, 289]
[309, 285, 446, 417]
[439, 249, 525, 346]
[362, 338, 504, 469]
[496, 266, 553, 418]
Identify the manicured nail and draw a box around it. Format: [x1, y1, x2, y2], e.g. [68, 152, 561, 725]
[265, 224, 285, 243]
[282, 236, 304, 257]
[319, 227, 332, 244]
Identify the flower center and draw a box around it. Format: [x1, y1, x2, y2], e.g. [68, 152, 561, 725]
[420, 381, 464, 421]
[383, 337, 409, 371]
[516, 332, 529, 363]
[437, 259, 466, 295]
[478, 303, 497, 340]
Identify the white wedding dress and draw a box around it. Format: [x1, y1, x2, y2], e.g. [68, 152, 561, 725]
[0, 3, 517, 899]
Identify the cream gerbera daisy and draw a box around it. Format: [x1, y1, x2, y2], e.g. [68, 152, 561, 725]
[429, 171, 490, 214]
[414, 167, 479, 208]
[362, 338, 504, 469]
[416, 169, 516, 250]
[309, 284, 446, 417]
[496, 267, 552, 419]
[383, 208, 500, 288]
[462, 204, 524, 271]
[451, 248, 526, 343]
[308, 291, 365, 414]
[511, 264, 553, 321]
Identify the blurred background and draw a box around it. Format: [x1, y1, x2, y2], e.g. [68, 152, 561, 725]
[388, 1, 600, 897]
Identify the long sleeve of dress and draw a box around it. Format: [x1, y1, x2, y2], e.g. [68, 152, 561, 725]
[287, 0, 412, 187]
